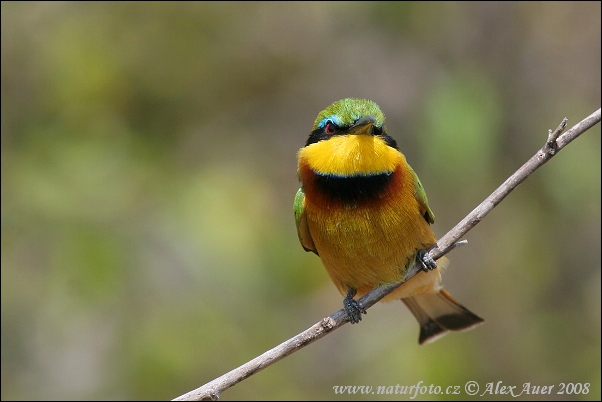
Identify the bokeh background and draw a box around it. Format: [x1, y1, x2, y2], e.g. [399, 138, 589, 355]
[1, 2, 600, 400]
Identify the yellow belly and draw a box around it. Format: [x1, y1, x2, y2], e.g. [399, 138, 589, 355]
[305, 194, 440, 300]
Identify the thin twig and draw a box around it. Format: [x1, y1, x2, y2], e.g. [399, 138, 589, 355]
[173, 108, 600, 401]
[546, 117, 567, 155]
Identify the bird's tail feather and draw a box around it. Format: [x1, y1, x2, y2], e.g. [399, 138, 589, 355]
[402, 289, 484, 345]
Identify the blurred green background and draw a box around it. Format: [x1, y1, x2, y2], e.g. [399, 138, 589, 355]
[1, 2, 600, 400]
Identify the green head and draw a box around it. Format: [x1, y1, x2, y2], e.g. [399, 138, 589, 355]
[306, 98, 397, 149]
[312, 98, 386, 131]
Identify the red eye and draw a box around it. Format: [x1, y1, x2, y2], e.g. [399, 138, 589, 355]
[325, 122, 336, 135]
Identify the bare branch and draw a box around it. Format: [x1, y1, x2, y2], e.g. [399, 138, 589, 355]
[173, 108, 600, 401]
[428, 108, 600, 262]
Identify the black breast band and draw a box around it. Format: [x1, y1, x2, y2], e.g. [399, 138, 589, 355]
[313, 172, 392, 203]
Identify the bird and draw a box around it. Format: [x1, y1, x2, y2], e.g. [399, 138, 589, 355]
[294, 98, 483, 344]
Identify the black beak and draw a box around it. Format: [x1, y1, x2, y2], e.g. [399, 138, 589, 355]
[348, 115, 378, 136]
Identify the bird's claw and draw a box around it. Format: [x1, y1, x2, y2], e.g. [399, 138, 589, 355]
[417, 249, 437, 272]
[344, 288, 366, 324]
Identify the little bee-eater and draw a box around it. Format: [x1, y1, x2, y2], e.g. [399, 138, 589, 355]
[294, 98, 483, 344]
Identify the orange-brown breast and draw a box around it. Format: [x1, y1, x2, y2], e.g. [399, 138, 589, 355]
[298, 155, 439, 300]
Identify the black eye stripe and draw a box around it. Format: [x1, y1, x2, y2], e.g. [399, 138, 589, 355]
[305, 122, 398, 150]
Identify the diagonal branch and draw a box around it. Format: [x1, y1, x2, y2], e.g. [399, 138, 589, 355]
[173, 108, 601, 401]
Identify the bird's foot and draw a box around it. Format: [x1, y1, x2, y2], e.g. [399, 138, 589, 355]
[343, 288, 366, 324]
[417, 249, 437, 272]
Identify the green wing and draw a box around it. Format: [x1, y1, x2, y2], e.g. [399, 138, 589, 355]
[294, 188, 318, 254]
[409, 167, 435, 224]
